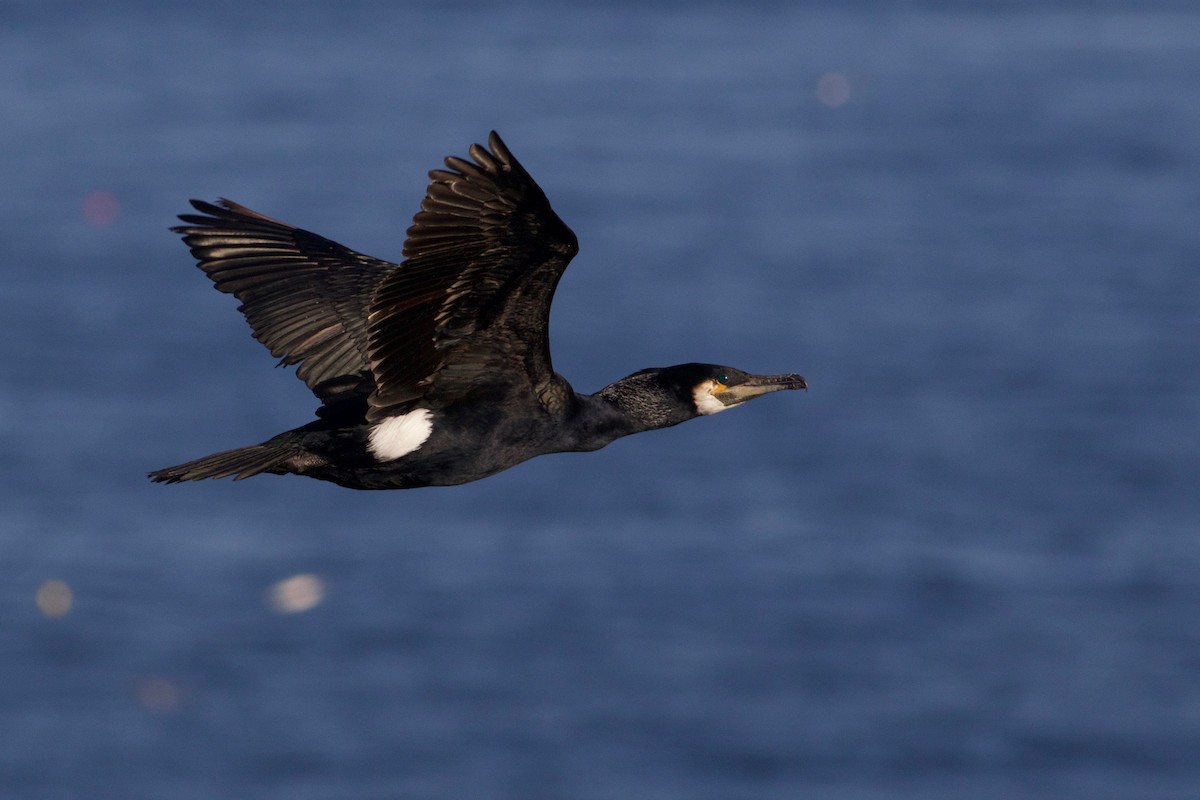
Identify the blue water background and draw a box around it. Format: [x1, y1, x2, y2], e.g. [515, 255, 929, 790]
[2, 2, 1199, 798]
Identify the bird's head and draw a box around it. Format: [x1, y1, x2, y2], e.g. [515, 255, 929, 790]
[598, 363, 807, 431]
[683, 364, 808, 415]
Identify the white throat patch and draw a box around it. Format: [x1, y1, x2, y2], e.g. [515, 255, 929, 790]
[368, 408, 434, 461]
[693, 380, 736, 416]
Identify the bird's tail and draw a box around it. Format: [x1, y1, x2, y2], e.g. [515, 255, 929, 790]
[148, 440, 296, 484]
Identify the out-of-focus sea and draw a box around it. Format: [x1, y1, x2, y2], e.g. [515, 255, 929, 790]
[2, 2, 1198, 798]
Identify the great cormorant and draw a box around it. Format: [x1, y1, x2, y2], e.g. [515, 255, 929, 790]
[149, 133, 806, 490]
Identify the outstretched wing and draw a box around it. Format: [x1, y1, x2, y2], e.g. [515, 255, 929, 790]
[366, 132, 580, 419]
[173, 199, 396, 403]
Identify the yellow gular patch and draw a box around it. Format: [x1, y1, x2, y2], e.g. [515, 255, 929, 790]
[693, 379, 730, 415]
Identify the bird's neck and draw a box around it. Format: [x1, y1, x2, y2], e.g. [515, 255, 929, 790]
[557, 392, 638, 453]
[586, 372, 693, 437]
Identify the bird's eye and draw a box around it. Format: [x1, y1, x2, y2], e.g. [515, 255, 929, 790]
[715, 372, 729, 384]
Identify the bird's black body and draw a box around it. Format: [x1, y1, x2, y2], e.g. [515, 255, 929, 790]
[150, 133, 806, 490]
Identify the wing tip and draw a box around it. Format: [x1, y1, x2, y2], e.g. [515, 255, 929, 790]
[173, 198, 288, 233]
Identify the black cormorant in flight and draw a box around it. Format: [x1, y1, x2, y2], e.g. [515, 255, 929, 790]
[149, 133, 806, 490]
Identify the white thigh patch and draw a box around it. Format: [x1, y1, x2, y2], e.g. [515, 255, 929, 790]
[368, 409, 434, 461]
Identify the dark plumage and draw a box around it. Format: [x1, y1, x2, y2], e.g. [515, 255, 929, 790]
[149, 133, 806, 490]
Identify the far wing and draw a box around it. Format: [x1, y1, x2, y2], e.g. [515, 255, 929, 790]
[174, 199, 396, 402]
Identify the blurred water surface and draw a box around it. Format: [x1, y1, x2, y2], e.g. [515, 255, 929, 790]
[2, 2, 1199, 799]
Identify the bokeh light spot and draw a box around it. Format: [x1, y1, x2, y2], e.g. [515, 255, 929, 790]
[137, 677, 184, 713]
[267, 573, 325, 614]
[816, 72, 852, 108]
[36, 580, 73, 618]
[83, 190, 120, 227]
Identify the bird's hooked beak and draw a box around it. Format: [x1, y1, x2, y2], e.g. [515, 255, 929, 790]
[712, 373, 807, 407]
